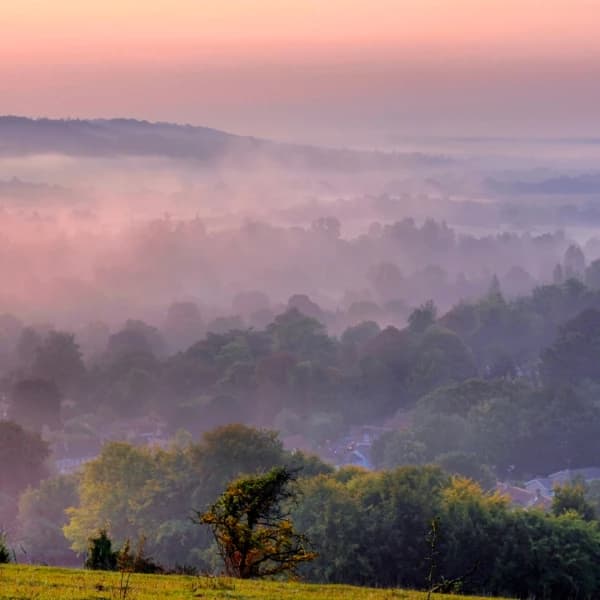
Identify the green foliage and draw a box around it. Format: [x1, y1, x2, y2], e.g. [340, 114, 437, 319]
[541, 308, 600, 385]
[199, 425, 286, 496]
[64, 442, 159, 555]
[267, 308, 336, 365]
[490, 510, 600, 599]
[17, 474, 79, 565]
[117, 536, 162, 574]
[295, 467, 600, 598]
[31, 424, 600, 598]
[85, 529, 117, 571]
[408, 327, 477, 399]
[552, 481, 596, 521]
[380, 378, 600, 478]
[0, 533, 11, 564]
[434, 452, 496, 491]
[62, 425, 290, 568]
[199, 467, 315, 578]
[371, 430, 427, 469]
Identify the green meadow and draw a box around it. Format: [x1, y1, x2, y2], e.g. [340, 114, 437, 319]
[0, 565, 510, 600]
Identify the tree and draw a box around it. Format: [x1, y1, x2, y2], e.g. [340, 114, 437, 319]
[198, 466, 315, 578]
[371, 430, 427, 469]
[564, 244, 586, 279]
[0, 421, 49, 499]
[198, 425, 286, 496]
[408, 300, 437, 333]
[63, 442, 158, 554]
[32, 331, 85, 391]
[163, 302, 204, 352]
[341, 321, 381, 350]
[434, 451, 496, 491]
[9, 378, 61, 432]
[117, 535, 162, 574]
[586, 259, 600, 290]
[267, 308, 335, 364]
[552, 481, 595, 521]
[540, 308, 600, 384]
[287, 294, 325, 321]
[16, 327, 42, 368]
[107, 320, 166, 360]
[0, 533, 10, 564]
[408, 327, 477, 399]
[85, 529, 117, 571]
[17, 474, 79, 565]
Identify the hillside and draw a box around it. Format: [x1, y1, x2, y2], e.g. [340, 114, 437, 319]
[0, 565, 510, 600]
[0, 116, 447, 170]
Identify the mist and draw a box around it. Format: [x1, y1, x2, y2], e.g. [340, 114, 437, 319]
[4, 116, 600, 596]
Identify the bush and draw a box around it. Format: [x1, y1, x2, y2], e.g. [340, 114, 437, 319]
[0, 533, 11, 563]
[117, 536, 163, 574]
[85, 529, 117, 571]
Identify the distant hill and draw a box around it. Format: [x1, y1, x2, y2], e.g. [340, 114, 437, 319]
[487, 173, 600, 195]
[0, 177, 78, 203]
[0, 116, 449, 171]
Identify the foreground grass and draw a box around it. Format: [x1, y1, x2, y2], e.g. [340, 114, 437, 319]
[0, 565, 509, 600]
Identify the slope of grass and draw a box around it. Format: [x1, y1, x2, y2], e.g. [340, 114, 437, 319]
[0, 565, 510, 600]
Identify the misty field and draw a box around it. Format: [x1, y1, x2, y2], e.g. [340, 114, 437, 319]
[0, 565, 510, 600]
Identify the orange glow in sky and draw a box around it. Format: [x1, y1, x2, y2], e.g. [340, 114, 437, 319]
[1, 1, 599, 142]
[3, 0, 600, 62]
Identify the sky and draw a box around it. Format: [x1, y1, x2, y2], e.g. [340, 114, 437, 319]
[1, 0, 600, 145]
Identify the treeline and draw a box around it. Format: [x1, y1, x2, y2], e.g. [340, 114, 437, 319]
[1, 275, 600, 480]
[5, 276, 600, 461]
[9, 424, 600, 600]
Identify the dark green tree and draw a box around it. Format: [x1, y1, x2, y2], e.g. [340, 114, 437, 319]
[0, 533, 10, 563]
[85, 529, 117, 571]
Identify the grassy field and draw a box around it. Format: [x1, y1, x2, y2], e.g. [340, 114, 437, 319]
[0, 565, 510, 600]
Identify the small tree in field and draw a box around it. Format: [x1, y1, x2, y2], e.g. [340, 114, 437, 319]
[85, 529, 117, 571]
[0, 533, 11, 563]
[198, 466, 315, 579]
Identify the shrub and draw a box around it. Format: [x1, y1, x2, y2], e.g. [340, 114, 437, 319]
[117, 536, 163, 574]
[85, 529, 117, 571]
[0, 533, 11, 563]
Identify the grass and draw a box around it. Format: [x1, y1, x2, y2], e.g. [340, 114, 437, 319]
[0, 565, 509, 600]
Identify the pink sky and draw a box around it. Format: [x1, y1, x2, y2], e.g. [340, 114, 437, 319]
[1, 1, 599, 144]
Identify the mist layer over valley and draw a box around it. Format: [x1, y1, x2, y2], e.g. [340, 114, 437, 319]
[5, 116, 600, 598]
[2, 117, 600, 328]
